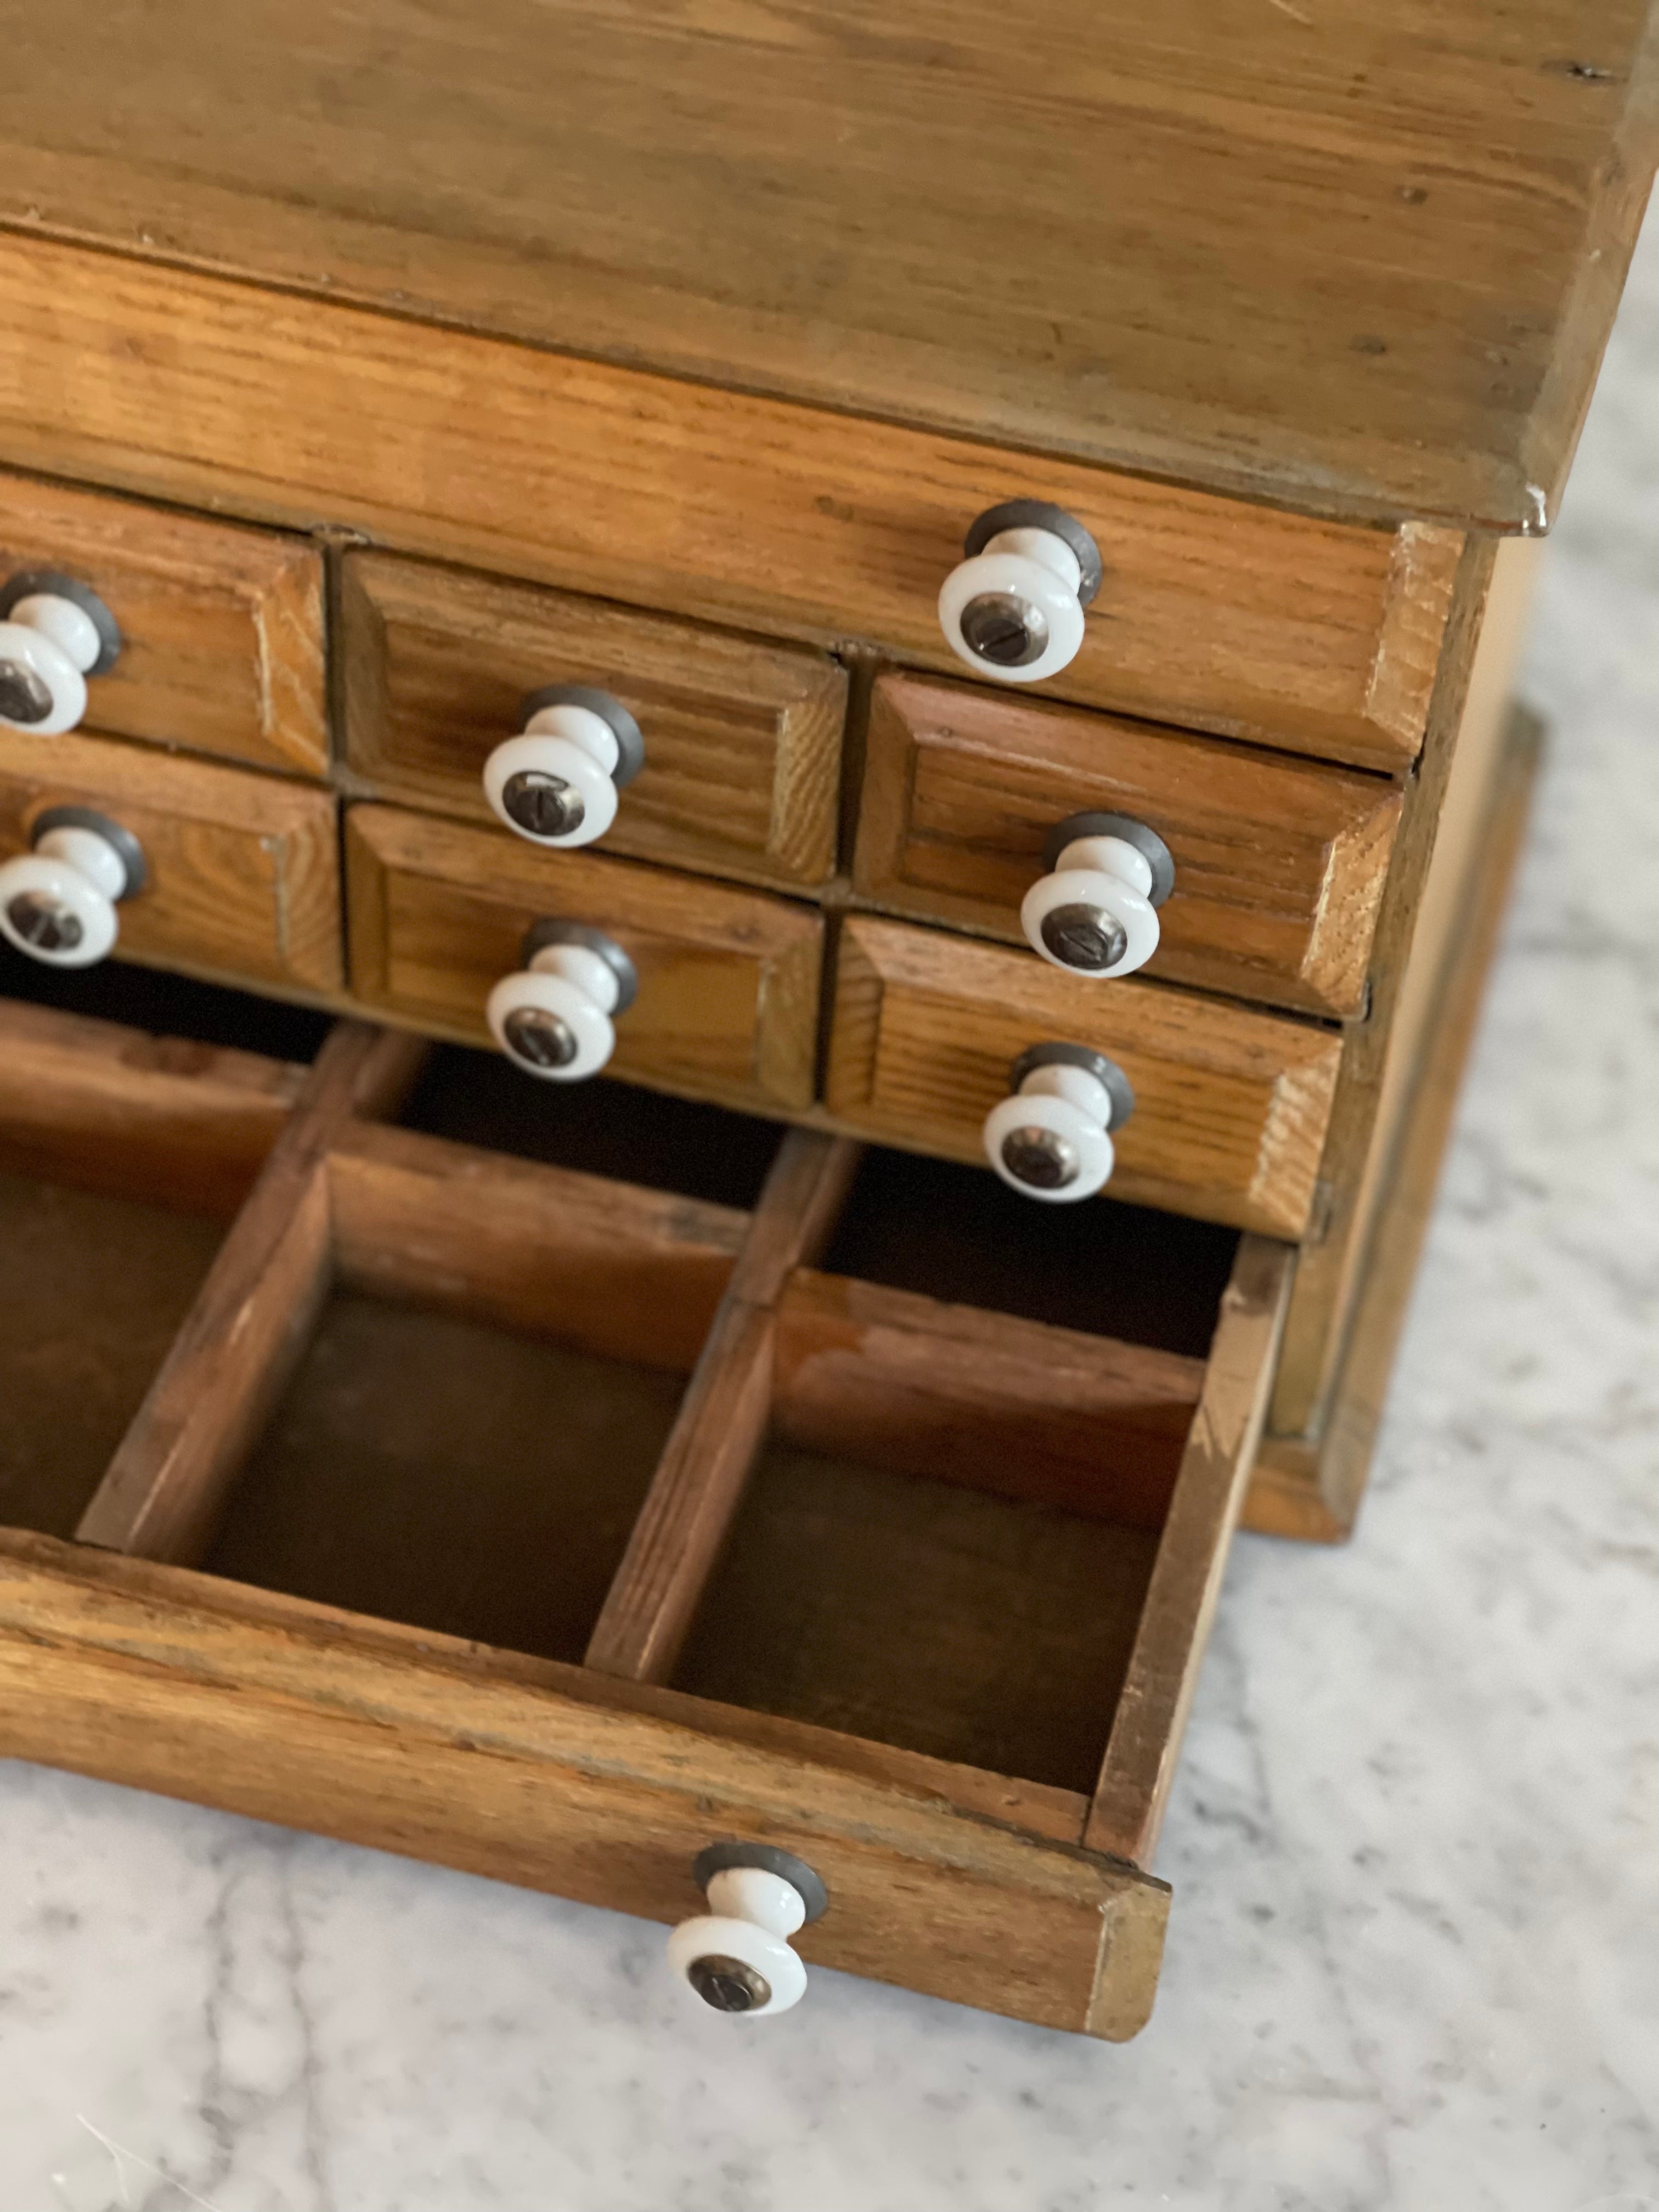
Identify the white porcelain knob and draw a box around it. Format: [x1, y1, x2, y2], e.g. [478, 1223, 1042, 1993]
[482, 687, 645, 850]
[0, 573, 121, 736]
[1020, 813, 1173, 978]
[0, 809, 144, 968]
[668, 1846, 827, 2017]
[486, 921, 637, 1081]
[938, 502, 1101, 685]
[983, 1045, 1135, 1203]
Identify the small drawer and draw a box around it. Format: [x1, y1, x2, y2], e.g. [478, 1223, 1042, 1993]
[855, 675, 1403, 1019]
[0, 727, 342, 994]
[341, 551, 847, 888]
[345, 804, 823, 1115]
[0, 470, 325, 776]
[0, 985, 1291, 2040]
[825, 916, 1342, 1238]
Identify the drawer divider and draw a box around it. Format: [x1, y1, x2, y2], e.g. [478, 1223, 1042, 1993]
[1085, 1236, 1293, 1866]
[74, 1020, 428, 1564]
[584, 1129, 861, 1684]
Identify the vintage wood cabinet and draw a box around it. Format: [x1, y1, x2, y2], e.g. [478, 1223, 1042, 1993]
[0, 2, 1653, 2036]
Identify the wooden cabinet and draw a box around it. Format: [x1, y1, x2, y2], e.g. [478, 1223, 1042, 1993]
[345, 804, 823, 1115]
[825, 916, 1343, 1239]
[0, 727, 341, 992]
[340, 550, 847, 888]
[0, 470, 325, 776]
[0, 986, 1288, 2038]
[855, 675, 1403, 1018]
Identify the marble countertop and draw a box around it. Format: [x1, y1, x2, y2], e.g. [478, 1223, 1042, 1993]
[5, 216, 1656, 2212]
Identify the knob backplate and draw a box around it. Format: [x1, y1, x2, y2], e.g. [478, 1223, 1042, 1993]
[1042, 812, 1175, 906]
[1011, 1041, 1136, 1132]
[692, 1841, 828, 1925]
[0, 571, 122, 675]
[32, 805, 147, 898]
[962, 502, 1102, 607]
[520, 684, 646, 788]
[521, 918, 639, 1014]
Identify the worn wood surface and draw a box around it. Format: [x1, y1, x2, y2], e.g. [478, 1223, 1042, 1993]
[0, 996, 302, 1213]
[585, 1131, 859, 1683]
[345, 803, 823, 1115]
[773, 1271, 1205, 1531]
[0, 1532, 1171, 2038]
[1247, 710, 1545, 1541]
[825, 916, 1344, 1238]
[341, 551, 847, 889]
[0, 239, 1460, 769]
[855, 674, 1403, 1018]
[327, 1119, 744, 1371]
[0, 466, 325, 776]
[1088, 1237, 1292, 1864]
[0, 5, 1654, 526]
[1266, 537, 1529, 1444]
[0, 725, 341, 992]
[75, 1023, 422, 1562]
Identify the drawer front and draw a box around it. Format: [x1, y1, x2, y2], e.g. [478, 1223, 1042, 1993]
[346, 805, 822, 1114]
[341, 552, 848, 889]
[855, 676, 1402, 1018]
[0, 469, 325, 776]
[825, 917, 1342, 1238]
[0, 237, 1459, 771]
[0, 728, 341, 992]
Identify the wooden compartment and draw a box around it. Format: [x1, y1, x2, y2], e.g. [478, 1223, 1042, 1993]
[854, 673, 1403, 1018]
[0, 725, 342, 992]
[0, 986, 1291, 2041]
[345, 802, 823, 1115]
[341, 550, 847, 890]
[826, 914, 1344, 1238]
[0, 467, 325, 776]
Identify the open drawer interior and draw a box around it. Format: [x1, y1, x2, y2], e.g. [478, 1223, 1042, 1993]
[0, 983, 1291, 2036]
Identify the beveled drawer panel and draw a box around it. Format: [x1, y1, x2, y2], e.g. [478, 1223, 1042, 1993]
[0, 469, 325, 776]
[855, 676, 1403, 1018]
[346, 805, 822, 1115]
[0, 237, 1458, 771]
[0, 728, 341, 992]
[825, 917, 1342, 1238]
[341, 551, 847, 889]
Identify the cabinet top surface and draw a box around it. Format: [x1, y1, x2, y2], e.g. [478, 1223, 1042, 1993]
[3, 1, 1655, 528]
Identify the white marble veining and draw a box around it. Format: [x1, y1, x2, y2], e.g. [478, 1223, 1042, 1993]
[3, 215, 1657, 2212]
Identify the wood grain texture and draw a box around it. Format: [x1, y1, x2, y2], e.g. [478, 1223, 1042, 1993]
[327, 1119, 744, 1371]
[855, 675, 1403, 1018]
[345, 803, 823, 1115]
[0, 1532, 1169, 2038]
[585, 1130, 859, 1683]
[74, 1022, 418, 1563]
[0, 467, 326, 776]
[0, 725, 341, 991]
[340, 551, 846, 889]
[772, 1269, 1205, 1531]
[825, 917, 1344, 1238]
[0, 996, 302, 1214]
[0, 5, 1653, 526]
[1088, 1237, 1292, 1865]
[0, 238, 1458, 770]
[1246, 709, 1545, 1542]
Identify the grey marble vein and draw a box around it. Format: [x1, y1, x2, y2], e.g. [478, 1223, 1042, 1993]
[5, 204, 1657, 2212]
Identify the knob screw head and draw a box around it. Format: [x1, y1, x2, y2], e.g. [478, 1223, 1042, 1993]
[0, 658, 53, 725]
[1000, 1124, 1080, 1190]
[502, 1006, 579, 1069]
[687, 1954, 772, 2013]
[501, 769, 586, 840]
[4, 891, 80, 952]
[1039, 901, 1128, 973]
[960, 591, 1047, 668]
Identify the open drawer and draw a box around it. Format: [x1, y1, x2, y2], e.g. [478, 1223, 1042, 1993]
[0, 981, 1290, 2040]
